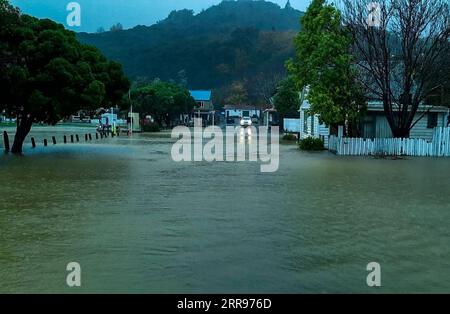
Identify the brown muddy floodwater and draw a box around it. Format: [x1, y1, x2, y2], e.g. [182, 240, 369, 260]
[0, 126, 449, 293]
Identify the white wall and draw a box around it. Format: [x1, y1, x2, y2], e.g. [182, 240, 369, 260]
[284, 118, 301, 132]
[371, 112, 447, 140]
[299, 109, 330, 147]
[226, 109, 260, 118]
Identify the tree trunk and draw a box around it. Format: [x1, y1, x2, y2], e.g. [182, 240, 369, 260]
[391, 127, 410, 138]
[11, 117, 33, 154]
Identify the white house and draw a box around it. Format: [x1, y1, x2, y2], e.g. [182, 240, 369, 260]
[224, 105, 261, 119]
[299, 99, 330, 148]
[361, 102, 449, 141]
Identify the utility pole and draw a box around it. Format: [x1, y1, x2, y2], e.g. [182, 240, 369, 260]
[129, 90, 133, 135]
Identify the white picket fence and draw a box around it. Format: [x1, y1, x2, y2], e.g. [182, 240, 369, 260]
[328, 127, 450, 157]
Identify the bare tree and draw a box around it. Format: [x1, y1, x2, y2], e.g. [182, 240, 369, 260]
[250, 71, 283, 106]
[341, 0, 450, 137]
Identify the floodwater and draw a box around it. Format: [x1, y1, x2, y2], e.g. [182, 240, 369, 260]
[0, 126, 449, 293]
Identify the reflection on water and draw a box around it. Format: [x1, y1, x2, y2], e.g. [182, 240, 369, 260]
[0, 127, 449, 293]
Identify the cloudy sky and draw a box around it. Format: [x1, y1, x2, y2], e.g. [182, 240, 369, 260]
[10, 0, 312, 33]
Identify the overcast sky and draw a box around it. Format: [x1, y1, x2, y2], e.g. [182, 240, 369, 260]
[10, 0, 312, 33]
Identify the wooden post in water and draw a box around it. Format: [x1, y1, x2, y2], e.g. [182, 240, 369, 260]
[52, 136, 57, 145]
[44, 139, 48, 147]
[85, 134, 88, 142]
[64, 135, 67, 144]
[76, 135, 79, 142]
[70, 135, 74, 143]
[3, 131, 10, 153]
[89, 134, 92, 141]
[31, 137, 36, 148]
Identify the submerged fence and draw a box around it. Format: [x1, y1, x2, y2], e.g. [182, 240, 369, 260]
[328, 127, 450, 157]
[2, 129, 115, 153]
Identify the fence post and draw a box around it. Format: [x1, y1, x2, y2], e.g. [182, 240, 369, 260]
[44, 139, 48, 147]
[76, 135, 79, 142]
[3, 131, 10, 153]
[64, 135, 67, 144]
[52, 136, 57, 145]
[89, 134, 92, 141]
[31, 137, 36, 148]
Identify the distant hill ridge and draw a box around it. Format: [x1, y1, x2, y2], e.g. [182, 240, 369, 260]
[77, 0, 304, 98]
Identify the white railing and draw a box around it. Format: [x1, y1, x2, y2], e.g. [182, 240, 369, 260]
[328, 127, 450, 157]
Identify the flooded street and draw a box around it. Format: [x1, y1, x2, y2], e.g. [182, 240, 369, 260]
[0, 126, 449, 293]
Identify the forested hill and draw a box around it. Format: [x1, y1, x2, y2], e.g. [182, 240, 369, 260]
[77, 0, 304, 104]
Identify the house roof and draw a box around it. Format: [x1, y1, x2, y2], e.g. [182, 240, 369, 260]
[300, 100, 310, 110]
[300, 99, 449, 113]
[189, 90, 212, 101]
[367, 101, 449, 113]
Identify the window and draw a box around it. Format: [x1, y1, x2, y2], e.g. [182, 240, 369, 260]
[310, 115, 315, 135]
[427, 112, 438, 129]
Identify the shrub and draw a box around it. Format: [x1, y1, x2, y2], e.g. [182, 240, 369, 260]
[299, 137, 324, 151]
[142, 123, 160, 133]
[282, 133, 298, 141]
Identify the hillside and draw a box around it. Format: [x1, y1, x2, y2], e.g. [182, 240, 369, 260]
[77, 0, 304, 104]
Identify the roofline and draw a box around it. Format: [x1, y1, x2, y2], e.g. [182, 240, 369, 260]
[367, 101, 449, 113]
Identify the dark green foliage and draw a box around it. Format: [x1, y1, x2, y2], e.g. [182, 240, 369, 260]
[77, 1, 304, 105]
[131, 80, 195, 128]
[273, 76, 300, 130]
[0, 0, 130, 153]
[287, 0, 366, 135]
[142, 122, 160, 133]
[282, 133, 297, 141]
[299, 137, 324, 151]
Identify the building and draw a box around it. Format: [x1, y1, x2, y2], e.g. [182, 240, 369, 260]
[361, 102, 449, 140]
[300, 99, 450, 146]
[263, 107, 279, 127]
[224, 104, 261, 119]
[299, 99, 330, 147]
[189, 90, 214, 124]
[128, 112, 141, 132]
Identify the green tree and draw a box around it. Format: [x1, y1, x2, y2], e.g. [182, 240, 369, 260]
[225, 81, 249, 106]
[287, 0, 366, 136]
[0, 1, 130, 153]
[273, 76, 300, 130]
[131, 80, 195, 128]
